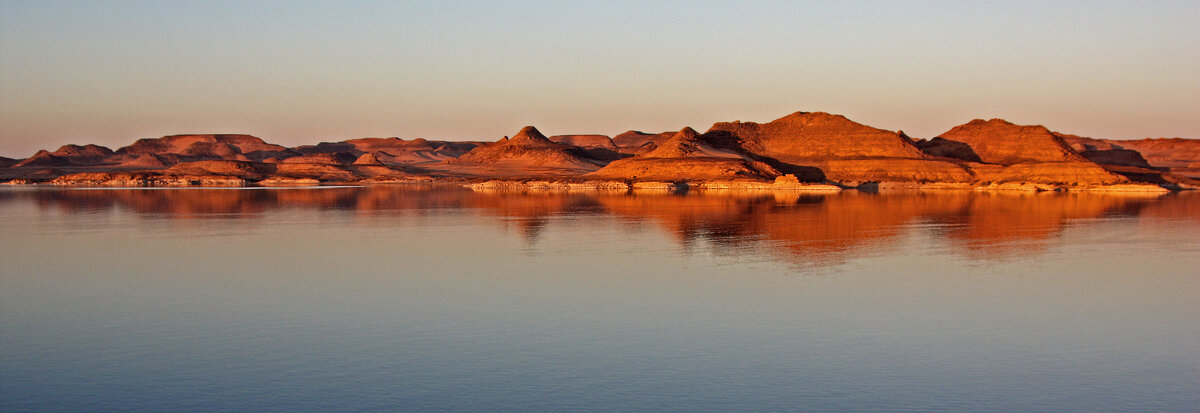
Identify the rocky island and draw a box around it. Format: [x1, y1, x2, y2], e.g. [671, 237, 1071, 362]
[3, 110, 1198, 192]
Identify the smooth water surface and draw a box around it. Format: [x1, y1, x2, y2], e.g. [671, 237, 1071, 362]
[2, 187, 1198, 412]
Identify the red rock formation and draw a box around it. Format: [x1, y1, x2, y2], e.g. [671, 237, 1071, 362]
[114, 153, 168, 169]
[278, 152, 358, 165]
[164, 160, 277, 179]
[7, 110, 1192, 189]
[451, 126, 602, 170]
[612, 131, 673, 148]
[293, 137, 482, 160]
[1057, 134, 1199, 188]
[51, 144, 115, 160]
[13, 144, 116, 167]
[937, 119, 1086, 164]
[549, 135, 617, 149]
[549, 134, 627, 161]
[13, 150, 70, 168]
[353, 152, 385, 166]
[1060, 134, 1152, 168]
[702, 112, 973, 183]
[933, 119, 1134, 187]
[117, 134, 287, 158]
[590, 128, 780, 181]
[1094, 138, 1200, 170]
[707, 111, 928, 160]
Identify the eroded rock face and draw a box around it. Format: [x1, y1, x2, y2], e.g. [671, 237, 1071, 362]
[700, 112, 971, 183]
[451, 126, 603, 170]
[353, 152, 385, 166]
[590, 128, 780, 181]
[706, 111, 928, 161]
[118, 134, 289, 161]
[937, 119, 1086, 165]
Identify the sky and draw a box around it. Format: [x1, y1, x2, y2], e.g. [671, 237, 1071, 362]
[1, 0, 1197, 157]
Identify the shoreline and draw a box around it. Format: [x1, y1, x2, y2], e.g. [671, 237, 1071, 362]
[3, 175, 1176, 194]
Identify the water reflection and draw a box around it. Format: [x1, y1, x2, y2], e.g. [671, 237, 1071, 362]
[7, 186, 1198, 265]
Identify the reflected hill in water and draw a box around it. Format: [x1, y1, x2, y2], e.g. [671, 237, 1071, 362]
[9, 187, 1198, 265]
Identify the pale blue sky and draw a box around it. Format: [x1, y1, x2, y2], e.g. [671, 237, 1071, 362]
[1, 0, 1197, 156]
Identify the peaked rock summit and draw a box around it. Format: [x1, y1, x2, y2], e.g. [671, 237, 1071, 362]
[451, 126, 602, 170]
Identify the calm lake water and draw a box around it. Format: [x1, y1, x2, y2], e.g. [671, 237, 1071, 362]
[1, 186, 1197, 412]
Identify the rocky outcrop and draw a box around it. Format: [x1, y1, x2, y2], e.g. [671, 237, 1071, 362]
[13, 144, 116, 167]
[1080, 138, 1200, 170]
[930, 119, 1137, 188]
[1056, 134, 1200, 188]
[13, 150, 71, 168]
[163, 160, 277, 180]
[451, 126, 603, 170]
[277, 152, 358, 165]
[702, 112, 973, 184]
[706, 111, 929, 160]
[549, 134, 627, 161]
[353, 152, 385, 166]
[589, 128, 780, 181]
[113, 153, 168, 169]
[970, 162, 1128, 187]
[937, 119, 1087, 164]
[612, 131, 673, 148]
[9, 109, 1193, 190]
[50, 172, 247, 187]
[117, 134, 290, 161]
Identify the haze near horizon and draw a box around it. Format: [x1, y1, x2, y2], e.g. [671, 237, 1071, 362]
[1, 0, 1197, 158]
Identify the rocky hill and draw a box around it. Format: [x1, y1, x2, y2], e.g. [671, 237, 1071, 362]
[450, 126, 603, 171]
[5, 109, 1194, 192]
[590, 128, 779, 181]
[936, 119, 1085, 164]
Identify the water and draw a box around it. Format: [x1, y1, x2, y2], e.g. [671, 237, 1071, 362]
[1, 186, 1197, 412]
